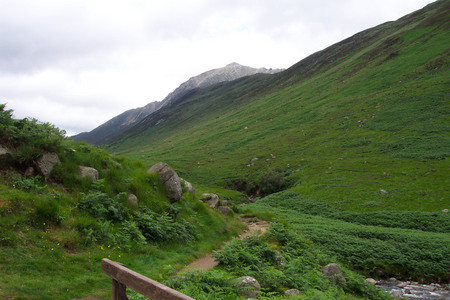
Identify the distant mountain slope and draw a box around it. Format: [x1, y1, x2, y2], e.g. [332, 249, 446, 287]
[108, 0, 449, 210]
[158, 62, 283, 109]
[72, 101, 162, 145]
[73, 63, 282, 145]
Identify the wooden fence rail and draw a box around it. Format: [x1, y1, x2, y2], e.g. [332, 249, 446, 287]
[101, 258, 194, 300]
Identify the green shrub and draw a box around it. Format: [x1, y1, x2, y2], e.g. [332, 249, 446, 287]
[164, 270, 243, 300]
[133, 208, 197, 244]
[258, 169, 294, 196]
[9, 174, 47, 193]
[78, 190, 126, 221]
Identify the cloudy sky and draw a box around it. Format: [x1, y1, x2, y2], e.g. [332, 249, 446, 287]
[1, 0, 434, 136]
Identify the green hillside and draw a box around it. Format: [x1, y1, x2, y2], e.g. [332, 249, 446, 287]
[0, 105, 243, 298]
[109, 0, 449, 212]
[1, 1, 449, 298]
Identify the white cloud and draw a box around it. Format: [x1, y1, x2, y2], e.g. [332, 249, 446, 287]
[0, 0, 434, 136]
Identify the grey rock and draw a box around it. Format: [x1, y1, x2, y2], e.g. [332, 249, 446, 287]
[397, 282, 408, 288]
[378, 189, 388, 195]
[251, 157, 258, 162]
[218, 206, 231, 215]
[365, 278, 377, 285]
[36, 152, 60, 179]
[391, 290, 403, 298]
[78, 166, 99, 181]
[128, 194, 138, 205]
[201, 193, 212, 200]
[442, 209, 448, 213]
[147, 162, 182, 203]
[248, 195, 260, 203]
[0, 145, 9, 156]
[285, 289, 301, 295]
[235, 276, 261, 298]
[222, 200, 229, 206]
[24, 166, 35, 177]
[209, 194, 220, 209]
[181, 178, 195, 194]
[322, 263, 346, 284]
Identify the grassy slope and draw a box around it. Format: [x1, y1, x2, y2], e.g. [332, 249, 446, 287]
[109, 0, 449, 212]
[0, 139, 243, 299]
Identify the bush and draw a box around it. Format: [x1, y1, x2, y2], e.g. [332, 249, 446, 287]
[258, 169, 293, 196]
[133, 208, 197, 244]
[77, 190, 126, 222]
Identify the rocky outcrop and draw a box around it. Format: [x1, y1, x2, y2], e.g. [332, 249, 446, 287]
[36, 152, 60, 179]
[159, 63, 283, 110]
[147, 162, 182, 203]
[78, 166, 99, 181]
[322, 263, 346, 284]
[235, 276, 261, 298]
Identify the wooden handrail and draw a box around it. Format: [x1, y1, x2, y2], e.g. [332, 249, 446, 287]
[102, 258, 194, 300]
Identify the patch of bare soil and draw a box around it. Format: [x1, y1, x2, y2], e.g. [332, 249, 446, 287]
[179, 217, 270, 273]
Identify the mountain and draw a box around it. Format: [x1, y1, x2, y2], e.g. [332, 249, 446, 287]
[72, 101, 162, 145]
[106, 0, 449, 211]
[158, 62, 283, 109]
[73, 63, 283, 145]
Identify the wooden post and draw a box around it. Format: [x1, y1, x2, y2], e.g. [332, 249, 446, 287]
[112, 279, 128, 300]
[102, 258, 194, 300]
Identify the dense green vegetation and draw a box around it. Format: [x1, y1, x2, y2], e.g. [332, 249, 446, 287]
[248, 192, 450, 282]
[0, 105, 242, 299]
[165, 223, 391, 299]
[2, 1, 449, 298]
[108, 0, 449, 214]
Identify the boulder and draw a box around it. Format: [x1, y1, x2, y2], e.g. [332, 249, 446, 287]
[147, 162, 182, 203]
[24, 166, 35, 177]
[128, 194, 138, 205]
[378, 189, 388, 195]
[78, 166, 99, 181]
[248, 195, 260, 203]
[181, 178, 195, 194]
[218, 206, 231, 216]
[201, 193, 212, 200]
[285, 289, 301, 296]
[391, 290, 403, 298]
[365, 278, 377, 285]
[36, 152, 60, 179]
[322, 263, 346, 284]
[442, 209, 448, 213]
[209, 194, 220, 209]
[0, 145, 9, 156]
[235, 276, 261, 298]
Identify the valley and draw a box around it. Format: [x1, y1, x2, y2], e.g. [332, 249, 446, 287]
[0, 1, 449, 299]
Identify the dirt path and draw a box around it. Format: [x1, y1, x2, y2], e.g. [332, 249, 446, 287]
[179, 217, 270, 273]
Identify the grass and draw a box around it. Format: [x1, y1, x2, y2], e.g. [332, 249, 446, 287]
[107, 0, 449, 215]
[0, 179, 243, 299]
[248, 192, 450, 282]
